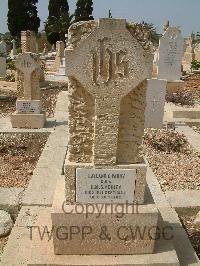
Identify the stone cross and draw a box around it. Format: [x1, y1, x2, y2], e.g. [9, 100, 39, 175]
[66, 19, 152, 165]
[15, 53, 39, 99]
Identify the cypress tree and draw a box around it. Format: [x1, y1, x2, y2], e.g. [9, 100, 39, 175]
[48, 0, 69, 18]
[75, 0, 94, 22]
[7, 0, 40, 39]
[45, 0, 72, 44]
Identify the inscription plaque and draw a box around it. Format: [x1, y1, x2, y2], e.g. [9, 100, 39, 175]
[16, 100, 41, 114]
[76, 168, 136, 203]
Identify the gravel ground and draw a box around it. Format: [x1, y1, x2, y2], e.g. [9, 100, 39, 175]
[143, 129, 200, 192]
[179, 215, 200, 259]
[166, 73, 200, 106]
[0, 133, 49, 188]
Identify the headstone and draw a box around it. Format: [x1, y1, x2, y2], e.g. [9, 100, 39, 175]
[10, 39, 17, 59]
[51, 19, 160, 256]
[194, 43, 200, 62]
[145, 79, 167, 128]
[182, 35, 194, 72]
[21, 31, 37, 53]
[157, 27, 184, 81]
[11, 53, 46, 128]
[0, 57, 6, 77]
[43, 43, 48, 55]
[0, 39, 7, 56]
[54, 41, 65, 71]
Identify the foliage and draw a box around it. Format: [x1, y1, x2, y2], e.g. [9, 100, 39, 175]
[45, 13, 74, 44]
[0, 52, 6, 58]
[45, 0, 72, 44]
[143, 129, 190, 154]
[6, 59, 16, 71]
[48, 0, 69, 18]
[74, 0, 94, 22]
[7, 0, 40, 40]
[191, 60, 200, 70]
[142, 22, 160, 45]
[4, 73, 15, 82]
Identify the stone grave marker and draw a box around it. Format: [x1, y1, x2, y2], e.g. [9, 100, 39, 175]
[0, 39, 7, 56]
[51, 19, 161, 256]
[157, 27, 184, 81]
[10, 39, 17, 59]
[0, 57, 6, 77]
[11, 53, 46, 128]
[144, 79, 167, 128]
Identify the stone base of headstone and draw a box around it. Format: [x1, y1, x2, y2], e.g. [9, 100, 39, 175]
[64, 160, 147, 205]
[11, 112, 46, 129]
[166, 80, 184, 94]
[51, 176, 158, 255]
[26, 203, 180, 265]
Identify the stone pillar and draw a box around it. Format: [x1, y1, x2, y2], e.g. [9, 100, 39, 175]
[21, 31, 37, 53]
[53, 41, 65, 71]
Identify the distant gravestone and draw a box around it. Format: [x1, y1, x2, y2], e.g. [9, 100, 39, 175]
[10, 39, 17, 59]
[145, 79, 167, 128]
[0, 39, 7, 56]
[157, 27, 184, 81]
[11, 53, 46, 128]
[0, 57, 6, 77]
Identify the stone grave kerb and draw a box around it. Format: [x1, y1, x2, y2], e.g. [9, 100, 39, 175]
[15, 53, 39, 100]
[66, 18, 153, 165]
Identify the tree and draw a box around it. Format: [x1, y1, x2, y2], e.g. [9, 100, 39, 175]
[48, 0, 69, 18]
[45, 13, 74, 44]
[74, 0, 94, 22]
[142, 22, 160, 46]
[7, 0, 40, 40]
[45, 0, 72, 44]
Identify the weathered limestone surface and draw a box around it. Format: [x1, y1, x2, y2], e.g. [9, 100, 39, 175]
[66, 19, 153, 166]
[21, 30, 37, 53]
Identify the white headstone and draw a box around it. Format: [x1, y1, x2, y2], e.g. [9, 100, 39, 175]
[145, 79, 167, 128]
[157, 27, 184, 81]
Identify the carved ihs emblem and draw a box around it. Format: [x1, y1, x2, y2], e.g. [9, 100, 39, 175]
[92, 37, 129, 85]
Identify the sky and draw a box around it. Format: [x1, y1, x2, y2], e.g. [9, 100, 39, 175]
[0, 0, 200, 37]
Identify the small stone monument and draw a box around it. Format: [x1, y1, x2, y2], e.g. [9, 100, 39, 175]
[10, 39, 17, 59]
[182, 35, 195, 73]
[11, 53, 46, 128]
[145, 78, 167, 128]
[0, 39, 6, 77]
[157, 27, 184, 81]
[0, 39, 7, 56]
[54, 41, 65, 71]
[0, 56, 6, 77]
[194, 42, 200, 62]
[21, 31, 37, 53]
